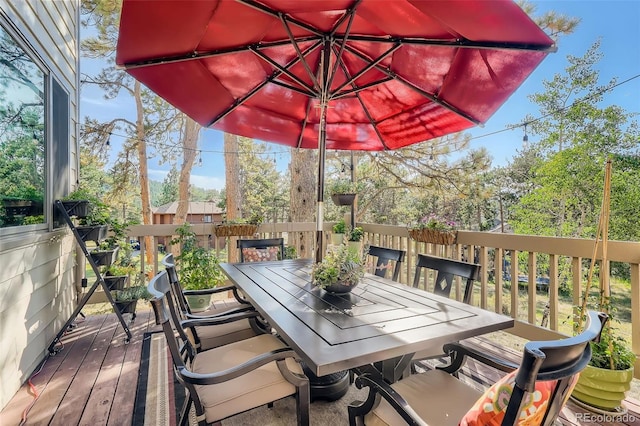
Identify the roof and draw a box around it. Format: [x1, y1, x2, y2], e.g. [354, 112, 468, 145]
[153, 201, 223, 215]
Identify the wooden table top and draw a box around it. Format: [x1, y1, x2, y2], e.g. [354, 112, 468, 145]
[221, 259, 514, 377]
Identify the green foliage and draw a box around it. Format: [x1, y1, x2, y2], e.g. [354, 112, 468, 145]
[332, 219, 346, 234]
[348, 226, 364, 242]
[311, 244, 367, 288]
[170, 223, 226, 290]
[113, 285, 151, 302]
[283, 245, 297, 259]
[409, 214, 457, 231]
[589, 328, 635, 370]
[328, 179, 361, 194]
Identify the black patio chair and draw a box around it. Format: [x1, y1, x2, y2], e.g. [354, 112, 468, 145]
[148, 270, 310, 426]
[412, 253, 481, 304]
[162, 254, 261, 351]
[349, 311, 607, 426]
[367, 245, 406, 282]
[237, 238, 285, 262]
[410, 254, 482, 368]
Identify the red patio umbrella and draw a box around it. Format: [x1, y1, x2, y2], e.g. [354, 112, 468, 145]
[116, 0, 555, 261]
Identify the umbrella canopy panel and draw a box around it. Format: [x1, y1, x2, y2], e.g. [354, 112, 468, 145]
[116, 0, 555, 151]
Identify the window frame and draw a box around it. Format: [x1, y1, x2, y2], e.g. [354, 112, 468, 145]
[0, 15, 52, 237]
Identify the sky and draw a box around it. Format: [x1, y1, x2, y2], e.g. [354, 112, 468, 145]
[81, 0, 640, 191]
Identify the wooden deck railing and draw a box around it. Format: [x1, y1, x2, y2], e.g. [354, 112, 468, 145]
[90, 221, 639, 377]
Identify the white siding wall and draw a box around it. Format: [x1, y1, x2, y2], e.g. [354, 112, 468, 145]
[0, 0, 79, 410]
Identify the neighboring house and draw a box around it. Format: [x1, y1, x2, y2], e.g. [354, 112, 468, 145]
[153, 201, 225, 248]
[0, 1, 80, 410]
[152, 201, 224, 225]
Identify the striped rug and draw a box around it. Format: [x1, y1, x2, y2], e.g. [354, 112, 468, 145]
[133, 332, 185, 426]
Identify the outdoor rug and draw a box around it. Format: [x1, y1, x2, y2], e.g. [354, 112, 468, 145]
[134, 331, 367, 425]
[133, 332, 185, 425]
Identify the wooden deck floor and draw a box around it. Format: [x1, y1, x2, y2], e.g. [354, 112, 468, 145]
[2, 308, 640, 426]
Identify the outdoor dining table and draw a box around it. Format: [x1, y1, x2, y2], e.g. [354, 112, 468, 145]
[220, 259, 514, 383]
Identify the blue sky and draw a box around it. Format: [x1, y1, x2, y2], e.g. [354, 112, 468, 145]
[81, 0, 640, 190]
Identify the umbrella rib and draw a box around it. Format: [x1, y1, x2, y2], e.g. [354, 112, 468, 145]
[330, 43, 401, 96]
[206, 41, 322, 127]
[238, 0, 324, 37]
[250, 47, 317, 95]
[331, 77, 394, 100]
[119, 37, 318, 69]
[332, 47, 390, 150]
[270, 80, 315, 97]
[341, 34, 557, 53]
[280, 13, 322, 94]
[297, 100, 314, 148]
[326, 0, 360, 92]
[342, 44, 481, 125]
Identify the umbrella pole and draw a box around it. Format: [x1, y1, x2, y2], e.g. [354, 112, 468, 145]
[316, 106, 326, 263]
[315, 39, 331, 263]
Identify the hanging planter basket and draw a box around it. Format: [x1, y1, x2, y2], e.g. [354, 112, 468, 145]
[331, 193, 357, 206]
[408, 228, 457, 245]
[213, 223, 258, 237]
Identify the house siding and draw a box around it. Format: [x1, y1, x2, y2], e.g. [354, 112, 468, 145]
[0, 0, 80, 410]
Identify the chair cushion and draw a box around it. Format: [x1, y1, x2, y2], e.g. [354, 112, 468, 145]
[195, 318, 258, 351]
[366, 370, 482, 426]
[190, 299, 246, 317]
[459, 370, 573, 425]
[191, 334, 303, 423]
[242, 247, 279, 262]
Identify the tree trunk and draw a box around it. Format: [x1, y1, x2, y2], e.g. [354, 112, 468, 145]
[175, 116, 200, 225]
[290, 148, 317, 259]
[224, 133, 242, 261]
[134, 81, 154, 272]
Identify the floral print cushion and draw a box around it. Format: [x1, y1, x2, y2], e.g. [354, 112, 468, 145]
[242, 247, 280, 262]
[459, 369, 578, 425]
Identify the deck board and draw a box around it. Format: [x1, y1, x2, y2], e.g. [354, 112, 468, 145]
[2, 308, 640, 426]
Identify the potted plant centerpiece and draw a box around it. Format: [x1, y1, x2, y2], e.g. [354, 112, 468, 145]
[171, 223, 227, 311]
[311, 244, 367, 294]
[407, 214, 457, 245]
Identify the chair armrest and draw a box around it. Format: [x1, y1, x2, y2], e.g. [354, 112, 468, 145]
[438, 342, 519, 375]
[183, 284, 235, 296]
[182, 310, 260, 328]
[180, 347, 301, 385]
[184, 304, 255, 319]
[183, 285, 252, 305]
[352, 364, 428, 426]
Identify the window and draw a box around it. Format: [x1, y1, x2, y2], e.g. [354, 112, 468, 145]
[204, 215, 212, 223]
[0, 23, 47, 229]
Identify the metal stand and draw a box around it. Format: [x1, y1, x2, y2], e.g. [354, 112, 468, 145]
[48, 200, 132, 355]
